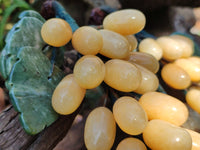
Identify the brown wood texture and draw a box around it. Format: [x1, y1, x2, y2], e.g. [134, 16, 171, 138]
[0, 106, 78, 150]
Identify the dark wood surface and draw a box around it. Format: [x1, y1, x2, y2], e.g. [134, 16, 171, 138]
[0, 106, 78, 150]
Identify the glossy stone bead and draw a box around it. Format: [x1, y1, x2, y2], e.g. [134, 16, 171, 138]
[84, 107, 116, 150]
[139, 92, 189, 126]
[103, 9, 146, 35]
[143, 119, 192, 150]
[113, 96, 148, 135]
[99, 29, 130, 59]
[52, 74, 86, 115]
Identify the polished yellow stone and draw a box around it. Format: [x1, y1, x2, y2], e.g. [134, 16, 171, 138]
[174, 58, 200, 82]
[103, 9, 146, 35]
[41, 18, 72, 47]
[161, 63, 191, 89]
[143, 119, 192, 150]
[113, 96, 148, 135]
[99, 29, 130, 59]
[156, 36, 182, 61]
[73, 55, 105, 89]
[139, 92, 189, 126]
[125, 51, 160, 73]
[72, 26, 103, 55]
[170, 34, 194, 58]
[104, 59, 141, 92]
[186, 88, 200, 114]
[139, 38, 163, 60]
[84, 107, 116, 150]
[185, 129, 200, 150]
[52, 74, 86, 115]
[116, 137, 147, 150]
[124, 35, 138, 51]
[133, 64, 159, 94]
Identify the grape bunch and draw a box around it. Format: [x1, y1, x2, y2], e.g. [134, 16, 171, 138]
[40, 9, 200, 150]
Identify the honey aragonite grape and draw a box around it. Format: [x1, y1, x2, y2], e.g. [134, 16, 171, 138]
[187, 56, 200, 67]
[113, 96, 148, 135]
[156, 36, 182, 61]
[103, 9, 146, 35]
[186, 88, 200, 114]
[52, 74, 86, 115]
[84, 107, 116, 150]
[41, 18, 72, 47]
[170, 35, 194, 58]
[124, 35, 138, 51]
[143, 119, 192, 150]
[125, 52, 160, 73]
[99, 29, 130, 59]
[72, 26, 103, 55]
[138, 38, 163, 60]
[161, 63, 191, 90]
[139, 92, 189, 126]
[174, 58, 200, 82]
[104, 59, 141, 92]
[116, 137, 147, 150]
[185, 128, 200, 150]
[133, 64, 159, 94]
[73, 55, 105, 89]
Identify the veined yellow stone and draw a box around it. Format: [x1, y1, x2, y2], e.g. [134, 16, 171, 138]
[72, 26, 103, 55]
[103, 9, 146, 35]
[139, 92, 189, 126]
[116, 137, 147, 150]
[84, 107, 116, 150]
[52, 74, 86, 115]
[113, 96, 148, 135]
[143, 119, 192, 150]
[161, 63, 191, 90]
[139, 38, 163, 60]
[104, 59, 141, 92]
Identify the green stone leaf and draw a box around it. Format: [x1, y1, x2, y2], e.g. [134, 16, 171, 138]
[6, 46, 64, 135]
[0, 14, 46, 79]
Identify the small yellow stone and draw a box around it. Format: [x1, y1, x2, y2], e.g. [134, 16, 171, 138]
[84, 107, 116, 150]
[113, 96, 148, 135]
[139, 92, 189, 126]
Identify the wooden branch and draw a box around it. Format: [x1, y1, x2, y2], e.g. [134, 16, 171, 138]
[0, 105, 78, 150]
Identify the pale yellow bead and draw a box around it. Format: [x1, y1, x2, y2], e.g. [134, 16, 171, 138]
[139, 92, 189, 126]
[113, 96, 148, 135]
[104, 59, 141, 92]
[139, 38, 163, 60]
[185, 129, 200, 150]
[124, 35, 138, 51]
[156, 36, 182, 61]
[72, 26, 103, 55]
[99, 29, 130, 59]
[116, 137, 147, 150]
[84, 107, 116, 150]
[52, 74, 86, 115]
[41, 18, 72, 47]
[174, 58, 200, 82]
[125, 52, 160, 73]
[103, 9, 146, 35]
[170, 34, 194, 58]
[161, 63, 191, 89]
[186, 88, 200, 114]
[143, 119, 192, 150]
[73, 55, 105, 89]
[133, 64, 159, 94]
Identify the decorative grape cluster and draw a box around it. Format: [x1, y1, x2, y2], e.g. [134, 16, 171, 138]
[41, 9, 200, 150]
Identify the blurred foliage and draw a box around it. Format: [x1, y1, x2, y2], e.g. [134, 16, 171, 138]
[0, 0, 32, 50]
